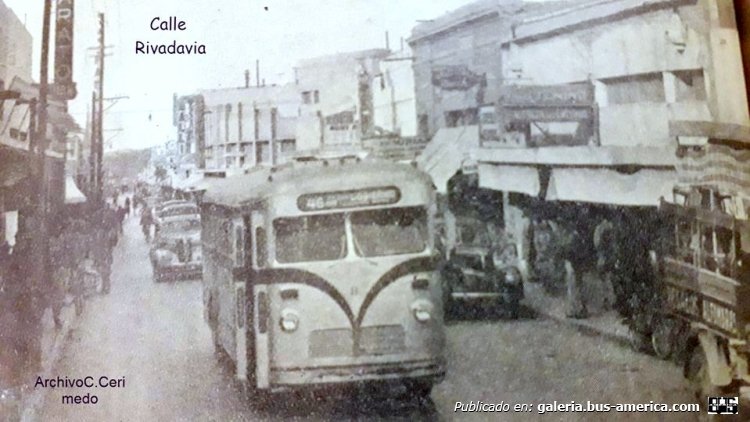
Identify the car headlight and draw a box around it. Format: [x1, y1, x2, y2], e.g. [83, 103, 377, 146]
[410, 299, 434, 323]
[504, 268, 522, 285]
[280, 309, 300, 332]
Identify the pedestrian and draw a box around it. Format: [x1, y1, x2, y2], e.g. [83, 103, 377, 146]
[140, 207, 154, 241]
[48, 232, 70, 329]
[124, 197, 131, 217]
[117, 206, 127, 233]
[0, 254, 28, 391]
[6, 238, 44, 387]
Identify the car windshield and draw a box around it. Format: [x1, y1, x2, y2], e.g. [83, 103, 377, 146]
[350, 207, 427, 257]
[160, 205, 198, 218]
[161, 219, 200, 233]
[274, 214, 346, 263]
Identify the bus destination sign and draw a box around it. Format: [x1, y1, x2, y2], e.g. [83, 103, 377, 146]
[298, 186, 401, 211]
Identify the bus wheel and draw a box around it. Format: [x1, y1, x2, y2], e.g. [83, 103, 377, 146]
[405, 381, 433, 403]
[245, 385, 271, 411]
[686, 346, 721, 407]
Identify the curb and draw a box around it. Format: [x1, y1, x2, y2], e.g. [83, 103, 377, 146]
[532, 306, 634, 350]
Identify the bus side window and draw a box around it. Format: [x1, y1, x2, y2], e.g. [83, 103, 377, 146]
[715, 227, 734, 277]
[234, 224, 244, 268]
[256, 227, 267, 268]
[675, 220, 693, 264]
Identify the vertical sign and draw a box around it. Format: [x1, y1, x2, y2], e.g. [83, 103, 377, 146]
[53, 0, 76, 99]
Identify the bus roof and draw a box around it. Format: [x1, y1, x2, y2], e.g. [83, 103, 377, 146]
[202, 158, 434, 209]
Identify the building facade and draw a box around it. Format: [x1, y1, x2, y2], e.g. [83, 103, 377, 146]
[201, 83, 299, 172]
[408, 0, 566, 140]
[372, 49, 418, 138]
[0, 1, 32, 89]
[173, 93, 205, 175]
[294, 48, 390, 152]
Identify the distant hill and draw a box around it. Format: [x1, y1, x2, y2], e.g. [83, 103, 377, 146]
[104, 148, 152, 181]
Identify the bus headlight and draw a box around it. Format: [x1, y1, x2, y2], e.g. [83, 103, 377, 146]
[280, 309, 300, 332]
[411, 300, 434, 323]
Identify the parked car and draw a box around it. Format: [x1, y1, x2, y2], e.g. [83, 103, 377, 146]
[149, 215, 202, 282]
[441, 243, 523, 319]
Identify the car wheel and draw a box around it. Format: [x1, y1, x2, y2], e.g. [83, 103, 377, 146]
[651, 317, 679, 360]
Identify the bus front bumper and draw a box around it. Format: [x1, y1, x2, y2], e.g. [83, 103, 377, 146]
[269, 358, 445, 389]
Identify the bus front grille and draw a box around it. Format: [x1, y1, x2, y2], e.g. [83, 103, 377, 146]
[358, 325, 405, 355]
[308, 325, 406, 357]
[309, 328, 353, 358]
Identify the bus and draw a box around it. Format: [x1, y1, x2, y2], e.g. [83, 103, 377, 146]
[200, 156, 445, 400]
[657, 122, 750, 403]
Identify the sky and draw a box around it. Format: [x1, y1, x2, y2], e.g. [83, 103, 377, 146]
[4, 0, 548, 151]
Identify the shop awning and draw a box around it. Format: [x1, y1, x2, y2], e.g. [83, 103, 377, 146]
[64, 176, 86, 204]
[417, 125, 479, 194]
[546, 168, 677, 206]
[173, 173, 206, 191]
[477, 163, 540, 197]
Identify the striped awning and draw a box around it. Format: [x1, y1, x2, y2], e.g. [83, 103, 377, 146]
[677, 144, 750, 194]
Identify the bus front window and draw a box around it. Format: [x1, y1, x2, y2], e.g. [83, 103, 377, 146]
[351, 207, 428, 257]
[274, 214, 346, 263]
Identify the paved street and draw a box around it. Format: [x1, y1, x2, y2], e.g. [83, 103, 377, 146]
[35, 214, 699, 422]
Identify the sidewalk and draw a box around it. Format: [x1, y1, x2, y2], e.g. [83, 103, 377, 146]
[522, 273, 634, 348]
[20, 302, 77, 421]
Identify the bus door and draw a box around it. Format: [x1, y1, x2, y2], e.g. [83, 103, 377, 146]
[249, 211, 270, 389]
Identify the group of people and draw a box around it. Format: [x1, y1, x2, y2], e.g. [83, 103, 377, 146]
[0, 202, 123, 397]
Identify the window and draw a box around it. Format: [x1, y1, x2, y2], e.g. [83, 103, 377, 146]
[302, 90, 319, 105]
[225, 104, 231, 142]
[234, 224, 244, 267]
[256, 227, 267, 267]
[274, 214, 346, 263]
[238, 102, 243, 141]
[350, 207, 427, 257]
[445, 108, 478, 127]
[675, 219, 694, 264]
[605, 73, 665, 104]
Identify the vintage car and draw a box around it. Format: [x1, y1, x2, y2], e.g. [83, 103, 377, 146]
[440, 243, 523, 319]
[149, 215, 202, 282]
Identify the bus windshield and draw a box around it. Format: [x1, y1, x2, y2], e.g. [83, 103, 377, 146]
[351, 207, 427, 257]
[274, 213, 346, 263]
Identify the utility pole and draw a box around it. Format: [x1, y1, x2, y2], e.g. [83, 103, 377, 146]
[89, 90, 96, 193]
[95, 12, 105, 203]
[26, 0, 53, 376]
